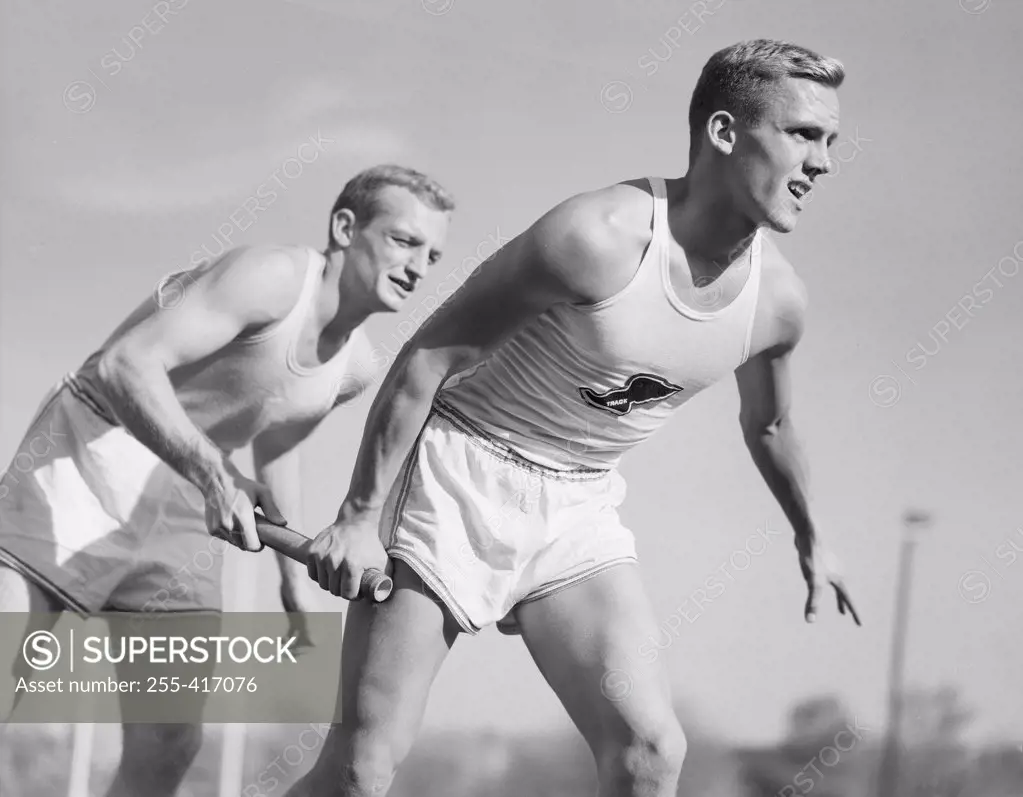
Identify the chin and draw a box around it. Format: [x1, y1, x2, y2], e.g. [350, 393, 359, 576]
[769, 217, 798, 234]
[380, 295, 403, 313]
[762, 207, 799, 234]
[375, 283, 404, 312]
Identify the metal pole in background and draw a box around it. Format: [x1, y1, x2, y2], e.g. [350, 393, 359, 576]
[877, 509, 932, 797]
[218, 540, 259, 797]
[67, 719, 95, 797]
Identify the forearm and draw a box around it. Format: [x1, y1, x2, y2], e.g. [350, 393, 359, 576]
[341, 347, 450, 519]
[254, 450, 306, 584]
[260, 486, 305, 581]
[97, 348, 226, 492]
[743, 415, 815, 542]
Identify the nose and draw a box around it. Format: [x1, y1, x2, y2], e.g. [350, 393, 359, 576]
[405, 251, 429, 281]
[807, 141, 832, 179]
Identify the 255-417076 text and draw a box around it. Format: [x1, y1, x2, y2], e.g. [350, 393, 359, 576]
[15, 675, 258, 694]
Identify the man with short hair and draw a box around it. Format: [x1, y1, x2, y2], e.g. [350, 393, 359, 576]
[0, 164, 454, 797]
[294, 39, 861, 797]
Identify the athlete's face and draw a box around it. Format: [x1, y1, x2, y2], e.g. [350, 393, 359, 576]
[339, 185, 450, 312]
[730, 77, 840, 233]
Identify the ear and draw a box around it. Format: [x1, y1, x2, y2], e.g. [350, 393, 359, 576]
[330, 208, 358, 249]
[706, 110, 739, 156]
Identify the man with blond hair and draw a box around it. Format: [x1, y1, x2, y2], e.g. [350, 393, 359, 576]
[0, 164, 454, 797]
[294, 40, 862, 797]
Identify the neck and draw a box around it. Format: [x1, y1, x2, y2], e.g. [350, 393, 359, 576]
[317, 247, 374, 342]
[666, 167, 759, 272]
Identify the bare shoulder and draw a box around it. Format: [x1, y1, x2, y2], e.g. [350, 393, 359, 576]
[531, 179, 655, 303]
[190, 244, 310, 325]
[204, 244, 308, 301]
[755, 232, 809, 351]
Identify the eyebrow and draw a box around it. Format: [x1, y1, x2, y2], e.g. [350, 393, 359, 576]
[387, 221, 443, 255]
[394, 228, 442, 260]
[791, 123, 839, 146]
[389, 225, 423, 240]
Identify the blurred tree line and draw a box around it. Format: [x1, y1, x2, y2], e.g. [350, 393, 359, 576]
[3, 686, 1021, 796]
[739, 687, 1022, 797]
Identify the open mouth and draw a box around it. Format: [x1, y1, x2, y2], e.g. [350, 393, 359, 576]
[788, 181, 811, 201]
[389, 276, 414, 294]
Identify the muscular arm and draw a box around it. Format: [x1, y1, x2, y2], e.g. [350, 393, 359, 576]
[95, 247, 304, 494]
[736, 341, 814, 542]
[252, 432, 304, 570]
[252, 426, 325, 645]
[735, 268, 813, 541]
[736, 278, 861, 625]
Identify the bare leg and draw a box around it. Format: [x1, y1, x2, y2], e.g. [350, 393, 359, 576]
[102, 723, 204, 797]
[515, 564, 687, 797]
[285, 562, 461, 797]
[0, 564, 63, 722]
[102, 613, 220, 797]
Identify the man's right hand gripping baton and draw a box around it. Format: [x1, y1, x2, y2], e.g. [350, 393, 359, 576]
[254, 517, 393, 602]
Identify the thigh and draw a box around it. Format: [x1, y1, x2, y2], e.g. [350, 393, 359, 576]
[0, 565, 64, 720]
[0, 386, 163, 615]
[108, 466, 222, 614]
[334, 561, 461, 751]
[0, 563, 64, 614]
[107, 611, 222, 723]
[514, 562, 675, 754]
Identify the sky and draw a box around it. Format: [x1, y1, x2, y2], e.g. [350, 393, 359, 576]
[1, 0, 1022, 749]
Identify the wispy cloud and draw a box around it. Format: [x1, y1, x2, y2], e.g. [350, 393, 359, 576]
[20, 78, 405, 214]
[55, 125, 403, 214]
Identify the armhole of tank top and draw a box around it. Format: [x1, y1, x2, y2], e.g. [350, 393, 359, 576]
[323, 324, 363, 383]
[740, 233, 765, 363]
[575, 177, 665, 314]
[323, 329, 363, 411]
[237, 248, 317, 346]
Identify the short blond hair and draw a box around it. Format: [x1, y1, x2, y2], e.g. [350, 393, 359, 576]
[688, 39, 845, 163]
[327, 164, 455, 248]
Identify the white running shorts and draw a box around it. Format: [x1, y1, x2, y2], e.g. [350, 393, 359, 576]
[381, 400, 638, 635]
[0, 376, 225, 615]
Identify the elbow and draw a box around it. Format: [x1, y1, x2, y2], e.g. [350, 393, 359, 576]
[96, 343, 147, 397]
[740, 412, 785, 449]
[741, 423, 764, 452]
[96, 346, 128, 393]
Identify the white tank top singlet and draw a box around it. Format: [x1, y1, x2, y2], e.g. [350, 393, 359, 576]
[70, 248, 358, 453]
[438, 177, 763, 470]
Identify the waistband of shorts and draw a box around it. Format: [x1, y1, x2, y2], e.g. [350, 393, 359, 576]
[432, 398, 610, 482]
[62, 372, 120, 427]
